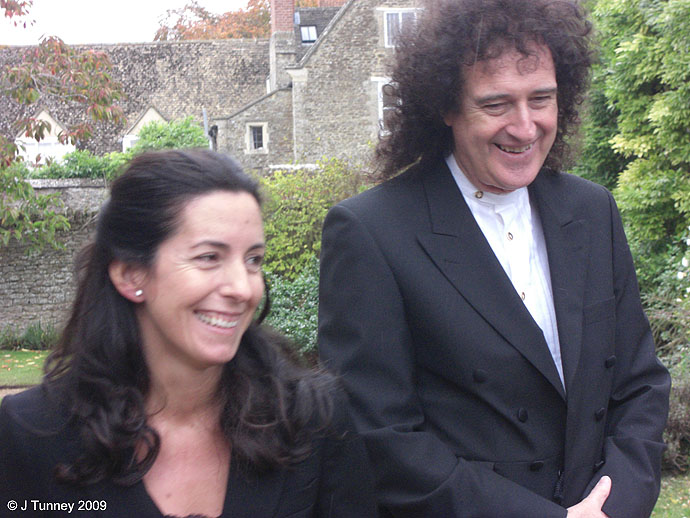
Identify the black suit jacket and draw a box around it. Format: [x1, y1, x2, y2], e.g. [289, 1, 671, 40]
[318, 160, 670, 517]
[0, 386, 377, 518]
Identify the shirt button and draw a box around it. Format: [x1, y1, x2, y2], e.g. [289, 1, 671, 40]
[530, 461, 544, 471]
[520, 292, 526, 300]
[507, 232, 514, 240]
[517, 408, 529, 422]
[475, 191, 484, 199]
[473, 369, 488, 383]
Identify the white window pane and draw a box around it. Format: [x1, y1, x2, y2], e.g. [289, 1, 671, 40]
[386, 12, 401, 47]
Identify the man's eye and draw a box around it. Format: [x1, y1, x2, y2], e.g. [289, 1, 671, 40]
[483, 103, 507, 113]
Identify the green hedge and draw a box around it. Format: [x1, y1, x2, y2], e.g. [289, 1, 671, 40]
[265, 255, 320, 358]
[260, 158, 366, 279]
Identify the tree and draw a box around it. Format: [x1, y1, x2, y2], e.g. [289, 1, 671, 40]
[155, 0, 271, 41]
[585, 0, 690, 292]
[1, 1, 125, 251]
[154, 0, 319, 41]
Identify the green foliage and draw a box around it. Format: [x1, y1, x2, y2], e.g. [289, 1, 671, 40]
[27, 149, 124, 180]
[260, 158, 366, 279]
[128, 116, 208, 153]
[0, 168, 70, 252]
[570, 86, 630, 191]
[663, 361, 690, 473]
[0, 322, 59, 351]
[265, 256, 320, 357]
[587, 0, 690, 292]
[25, 118, 208, 181]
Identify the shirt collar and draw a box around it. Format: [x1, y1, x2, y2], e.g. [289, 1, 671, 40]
[445, 154, 530, 213]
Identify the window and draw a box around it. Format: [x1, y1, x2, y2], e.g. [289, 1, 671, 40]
[246, 123, 268, 154]
[373, 77, 398, 136]
[300, 25, 317, 43]
[384, 9, 417, 47]
[251, 126, 264, 149]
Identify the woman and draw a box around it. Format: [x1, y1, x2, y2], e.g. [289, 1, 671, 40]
[0, 149, 376, 517]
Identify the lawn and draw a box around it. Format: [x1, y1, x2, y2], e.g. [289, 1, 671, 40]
[653, 472, 690, 517]
[0, 349, 48, 387]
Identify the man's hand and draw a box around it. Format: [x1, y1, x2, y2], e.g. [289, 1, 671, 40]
[567, 476, 611, 518]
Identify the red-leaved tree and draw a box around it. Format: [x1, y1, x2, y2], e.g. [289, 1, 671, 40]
[1, 0, 125, 250]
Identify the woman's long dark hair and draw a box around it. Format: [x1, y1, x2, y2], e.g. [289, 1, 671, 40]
[44, 149, 334, 485]
[376, 0, 593, 180]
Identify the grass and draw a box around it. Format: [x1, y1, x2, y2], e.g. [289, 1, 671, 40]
[653, 472, 690, 517]
[0, 349, 48, 387]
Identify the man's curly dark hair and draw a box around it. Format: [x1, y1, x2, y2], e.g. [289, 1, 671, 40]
[375, 0, 593, 180]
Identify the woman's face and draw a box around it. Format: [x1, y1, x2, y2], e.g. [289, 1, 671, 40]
[135, 190, 265, 373]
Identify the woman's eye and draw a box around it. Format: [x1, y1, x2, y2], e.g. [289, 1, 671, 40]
[246, 254, 264, 272]
[195, 253, 219, 264]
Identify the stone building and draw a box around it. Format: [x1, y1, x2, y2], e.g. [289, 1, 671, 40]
[0, 0, 419, 172]
[217, 0, 419, 172]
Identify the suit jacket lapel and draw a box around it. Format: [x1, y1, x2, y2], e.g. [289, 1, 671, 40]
[529, 173, 589, 395]
[416, 163, 566, 398]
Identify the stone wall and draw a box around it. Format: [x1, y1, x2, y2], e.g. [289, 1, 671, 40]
[0, 180, 106, 331]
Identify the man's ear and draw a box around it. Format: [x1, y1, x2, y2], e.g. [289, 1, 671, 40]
[442, 110, 456, 127]
[109, 260, 147, 303]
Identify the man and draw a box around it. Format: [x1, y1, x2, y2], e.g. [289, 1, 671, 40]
[317, 0, 671, 517]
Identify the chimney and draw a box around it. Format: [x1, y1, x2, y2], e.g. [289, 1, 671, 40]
[269, 0, 296, 91]
[271, 0, 295, 35]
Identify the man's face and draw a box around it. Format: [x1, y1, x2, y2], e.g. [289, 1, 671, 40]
[443, 44, 558, 194]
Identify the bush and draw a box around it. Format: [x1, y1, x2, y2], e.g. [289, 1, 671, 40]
[0, 322, 59, 351]
[28, 149, 124, 180]
[265, 255, 319, 359]
[25, 117, 208, 181]
[663, 362, 690, 473]
[260, 158, 366, 279]
[128, 116, 208, 153]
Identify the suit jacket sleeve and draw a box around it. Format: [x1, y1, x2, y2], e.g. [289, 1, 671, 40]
[318, 203, 568, 518]
[583, 190, 670, 518]
[314, 388, 379, 517]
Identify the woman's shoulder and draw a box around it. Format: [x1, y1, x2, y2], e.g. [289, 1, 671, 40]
[1, 384, 69, 432]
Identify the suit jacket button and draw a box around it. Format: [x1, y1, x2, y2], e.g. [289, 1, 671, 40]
[595, 407, 606, 421]
[605, 356, 617, 368]
[517, 408, 528, 422]
[473, 369, 488, 383]
[530, 461, 544, 471]
[594, 459, 606, 472]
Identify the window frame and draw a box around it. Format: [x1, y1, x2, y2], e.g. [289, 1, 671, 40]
[246, 123, 268, 154]
[300, 25, 318, 44]
[382, 8, 419, 48]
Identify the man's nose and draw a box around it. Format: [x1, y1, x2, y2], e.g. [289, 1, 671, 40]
[507, 104, 538, 141]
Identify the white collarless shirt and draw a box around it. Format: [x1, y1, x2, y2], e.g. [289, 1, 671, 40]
[445, 155, 565, 388]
